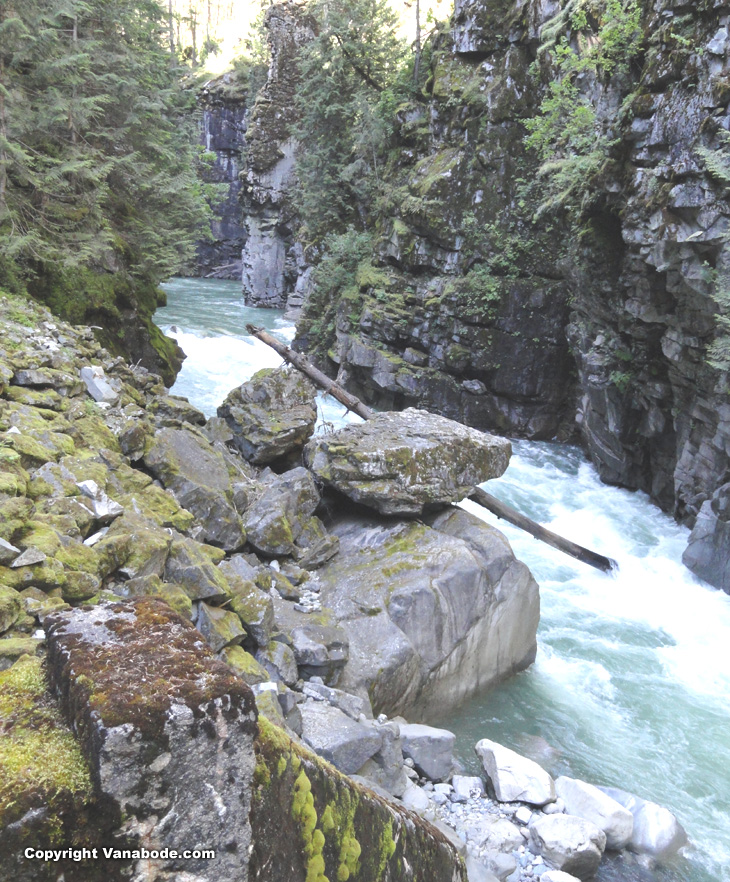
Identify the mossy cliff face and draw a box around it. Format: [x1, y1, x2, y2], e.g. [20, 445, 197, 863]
[250, 716, 467, 882]
[195, 75, 250, 279]
[296, 0, 576, 441]
[290, 0, 730, 590]
[241, 0, 316, 309]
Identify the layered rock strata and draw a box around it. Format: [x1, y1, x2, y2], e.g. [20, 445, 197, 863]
[240, 0, 316, 309]
[195, 76, 250, 279]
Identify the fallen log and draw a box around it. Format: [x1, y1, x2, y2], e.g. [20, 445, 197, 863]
[246, 324, 374, 420]
[247, 324, 618, 574]
[469, 487, 617, 573]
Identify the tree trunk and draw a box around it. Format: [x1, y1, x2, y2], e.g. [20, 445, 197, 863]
[413, 0, 421, 85]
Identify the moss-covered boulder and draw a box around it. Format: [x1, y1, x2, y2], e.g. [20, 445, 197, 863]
[304, 408, 511, 516]
[218, 366, 317, 465]
[143, 425, 245, 550]
[44, 599, 258, 882]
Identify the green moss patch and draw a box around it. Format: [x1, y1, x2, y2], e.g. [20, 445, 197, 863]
[0, 656, 93, 829]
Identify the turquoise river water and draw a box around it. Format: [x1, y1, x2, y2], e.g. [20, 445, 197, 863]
[156, 277, 730, 882]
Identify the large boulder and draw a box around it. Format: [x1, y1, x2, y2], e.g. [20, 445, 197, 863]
[218, 366, 317, 464]
[43, 599, 257, 882]
[598, 786, 688, 858]
[399, 723, 456, 782]
[475, 739, 555, 806]
[299, 700, 382, 774]
[304, 408, 511, 515]
[143, 425, 245, 551]
[313, 508, 538, 717]
[529, 815, 607, 879]
[555, 776, 633, 850]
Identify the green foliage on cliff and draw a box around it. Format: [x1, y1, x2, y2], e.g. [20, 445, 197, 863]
[0, 0, 209, 320]
[293, 0, 410, 242]
[525, 0, 644, 219]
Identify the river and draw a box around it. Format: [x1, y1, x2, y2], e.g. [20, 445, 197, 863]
[155, 277, 730, 882]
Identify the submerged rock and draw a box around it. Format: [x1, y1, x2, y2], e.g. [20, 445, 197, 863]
[304, 407, 511, 515]
[598, 786, 688, 858]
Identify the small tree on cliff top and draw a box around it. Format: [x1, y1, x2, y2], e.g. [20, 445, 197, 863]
[294, 0, 408, 243]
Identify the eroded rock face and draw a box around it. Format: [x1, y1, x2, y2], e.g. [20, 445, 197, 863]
[304, 408, 511, 515]
[312, 506, 538, 716]
[241, 0, 316, 309]
[195, 77, 249, 279]
[219, 366, 317, 464]
[44, 599, 258, 882]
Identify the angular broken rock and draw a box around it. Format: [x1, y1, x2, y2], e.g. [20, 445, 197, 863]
[529, 814, 606, 879]
[399, 722, 456, 782]
[218, 366, 317, 464]
[0, 538, 20, 566]
[9, 547, 47, 568]
[304, 408, 511, 515]
[76, 480, 124, 524]
[299, 700, 382, 774]
[556, 776, 633, 850]
[475, 739, 555, 806]
[79, 365, 119, 404]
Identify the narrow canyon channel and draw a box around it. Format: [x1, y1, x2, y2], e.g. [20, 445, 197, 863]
[156, 277, 730, 882]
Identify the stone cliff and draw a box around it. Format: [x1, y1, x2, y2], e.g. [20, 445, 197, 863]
[192, 0, 730, 587]
[195, 76, 250, 279]
[285, 0, 730, 591]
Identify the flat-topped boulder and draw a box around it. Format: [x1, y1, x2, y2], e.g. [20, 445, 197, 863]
[43, 599, 258, 882]
[304, 408, 511, 515]
[218, 366, 317, 464]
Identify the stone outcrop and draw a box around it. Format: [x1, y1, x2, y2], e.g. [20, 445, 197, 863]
[304, 408, 511, 515]
[195, 75, 249, 278]
[241, 0, 316, 309]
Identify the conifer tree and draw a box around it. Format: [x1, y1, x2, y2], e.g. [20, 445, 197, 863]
[0, 0, 207, 308]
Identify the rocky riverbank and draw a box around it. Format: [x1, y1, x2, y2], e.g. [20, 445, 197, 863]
[0, 292, 688, 881]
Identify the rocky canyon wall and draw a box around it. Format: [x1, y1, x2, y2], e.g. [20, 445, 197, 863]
[294, 0, 730, 590]
[195, 76, 249, 279]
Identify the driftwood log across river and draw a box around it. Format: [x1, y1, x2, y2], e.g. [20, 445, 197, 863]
[246, 324, 618, 574]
